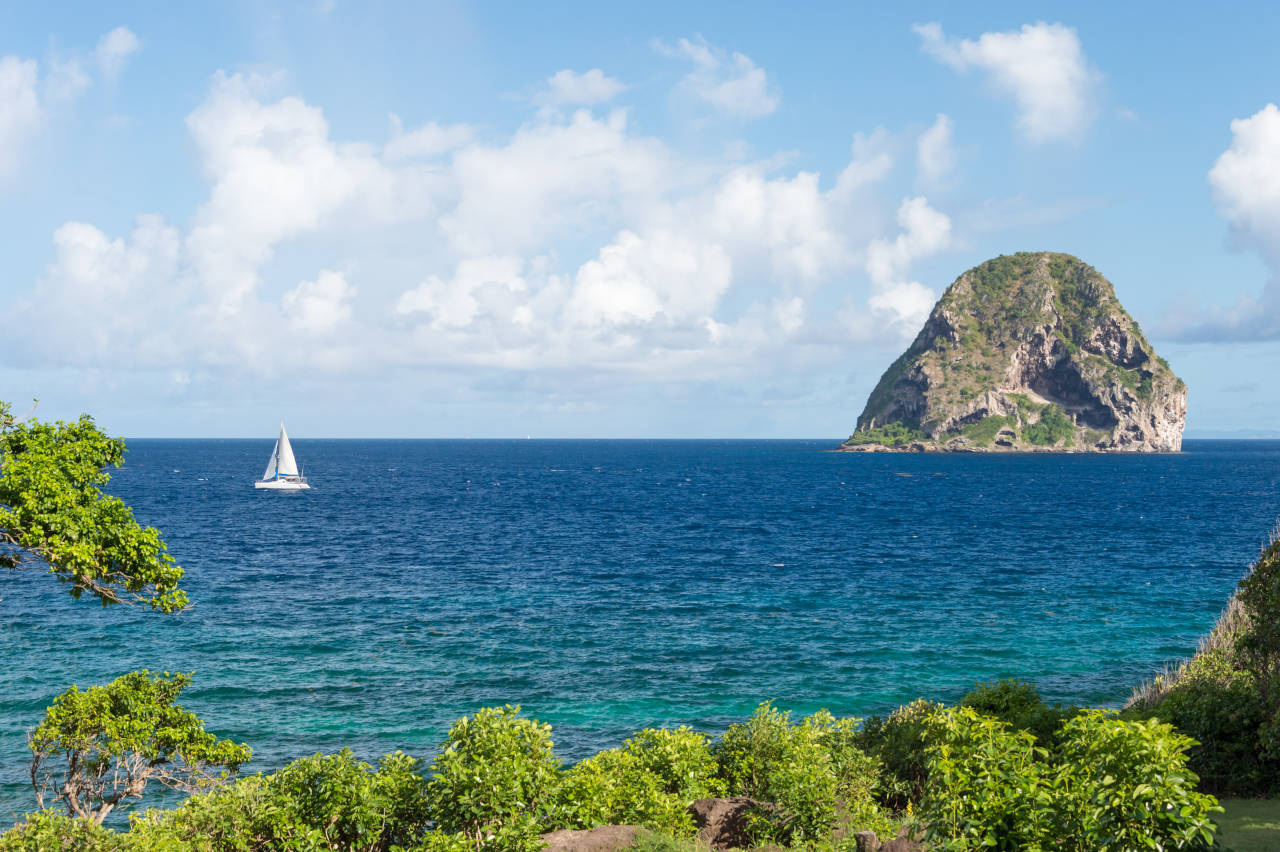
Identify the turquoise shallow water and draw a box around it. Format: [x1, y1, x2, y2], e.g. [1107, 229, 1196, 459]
[3, 438, 1279, 820]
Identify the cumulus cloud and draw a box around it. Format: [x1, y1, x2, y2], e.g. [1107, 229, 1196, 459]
[536, 69, 626, 107]
[855, 197, 951, 333]
[914, 21, 1098, 143]
[1169, 104, 1280, 341]
[95, 26, 141, 82]
[662, 37, 779, 119]
[384, 114, 472, 161]
[7, 65, 963, 385]
[916, 113, 954, 181]
[395, 256, 528, 329]
[283, 270, 355, 333]
[567, 230, 732, 326]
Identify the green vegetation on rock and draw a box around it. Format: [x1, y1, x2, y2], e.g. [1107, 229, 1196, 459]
[841, 252, 1187, 453]
[844, 422, 924, 447]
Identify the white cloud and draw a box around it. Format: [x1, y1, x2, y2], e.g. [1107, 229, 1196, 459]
[7, 67, 963, 387]
[442, 108, 671, 256]
[916, 113, 954, 181]
[12, 216, 186, 367]
[0, 56, 41, 176]
[567, 229, 732, 326]
[184, 72, 438, 312]
[858, 196, 951, 331]
[95, 26, 141, 83]
[537, 69, 626, 107]
[396, 256, 528, 329]
[914, 21, 1098, 143]
[384, 114, 472, 161]
[1170, 103, 1280, 341]
[283, 270, 355, 333]
[1209, 103, 1280, 266]
[663, 37, 779, 119]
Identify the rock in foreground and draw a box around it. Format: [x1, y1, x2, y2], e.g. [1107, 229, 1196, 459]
[841, 252, 1186, 453]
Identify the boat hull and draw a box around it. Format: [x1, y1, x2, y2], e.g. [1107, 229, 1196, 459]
[254, 478, 310, 490]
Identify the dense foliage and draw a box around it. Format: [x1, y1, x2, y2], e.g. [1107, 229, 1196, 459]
[425, 706, 561, 852]
[0, 400, 186, 612]
[920, 708, 1220, 851]
[28, 671, 251, 824]
[5, 692, 1228, 851]
[843, 422, 924, 447]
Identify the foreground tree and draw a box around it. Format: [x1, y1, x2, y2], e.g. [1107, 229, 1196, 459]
[29, 670, 252, 823]
[0, 399, 186, 612]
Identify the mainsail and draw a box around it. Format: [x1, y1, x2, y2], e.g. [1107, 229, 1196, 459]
[275, 424, 300, 477]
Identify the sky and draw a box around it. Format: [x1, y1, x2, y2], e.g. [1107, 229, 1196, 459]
[3, 1, 1280, 438]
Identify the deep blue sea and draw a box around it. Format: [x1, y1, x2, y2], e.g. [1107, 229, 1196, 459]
[4, 438, 1280, 821]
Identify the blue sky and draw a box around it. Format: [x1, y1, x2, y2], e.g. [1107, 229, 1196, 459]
[3, 1, 1280, 437]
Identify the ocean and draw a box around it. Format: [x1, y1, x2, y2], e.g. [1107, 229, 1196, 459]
[3, 438, 1279, 820]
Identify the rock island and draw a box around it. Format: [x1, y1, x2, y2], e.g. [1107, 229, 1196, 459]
[841, 252, 1187, 452]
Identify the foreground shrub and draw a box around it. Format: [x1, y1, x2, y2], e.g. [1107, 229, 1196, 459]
[919, 707, 1050, 851]
[426, 706, 559, 852]
[801, 711, 893, 838]
[128, 775, 283, 850]
[265, 749, 429, 851]
[713, 702, 837, 843]
[853, 699, 940, 811]
[919, 707, 1221, 851]
[1054, 711, 1220, 851]
[129, 750, 429, 851]
[959, 679, 1073, 746]
[553, 726, 719, 835]
[553, 748, 692, 835]
[0, 809, 124, 851]
[620, 727, 721, 801]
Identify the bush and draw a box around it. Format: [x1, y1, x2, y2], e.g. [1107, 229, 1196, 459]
[1238, 538, 1280, 748]
[127, 775, 286, 850]
[0, 809, 125, 851]
[853, 699, 941, 812]
[553, 726, 720, 836]
[620, 727, 721, 801]
[1148, 663, 1274, 796]
[426, 706, 560, 852]
[919, 707, 1050, 851]
[800, 711, 892, 837]
[265, 749, 429, 851]
[553, 748, 692, 835]
[128, 750, 430, 851]
[959, 679, 1073, 747]
[1054, 711, 1220, 851]
[712, 702, 837, 843]
[918, 707, 1222, 851]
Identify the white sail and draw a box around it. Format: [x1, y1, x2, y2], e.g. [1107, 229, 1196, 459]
[276, 423, 300, 477]
[255, 421, 309, 489]
[262, 439, 279, 480]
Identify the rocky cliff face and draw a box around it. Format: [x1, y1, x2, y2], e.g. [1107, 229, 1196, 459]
[841, 252, 1187, 453]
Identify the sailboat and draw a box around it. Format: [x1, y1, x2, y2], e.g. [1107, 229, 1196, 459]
[255, 422, 310, 490]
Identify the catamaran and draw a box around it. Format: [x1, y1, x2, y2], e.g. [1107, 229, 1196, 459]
[255, 422, 310, 490]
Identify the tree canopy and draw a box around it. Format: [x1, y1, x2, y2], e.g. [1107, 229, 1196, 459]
[29, 670, 251, 823]
[0, 399, 187, 612]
